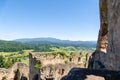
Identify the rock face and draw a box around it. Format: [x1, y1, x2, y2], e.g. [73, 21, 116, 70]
[89, 0, 120, 70]
[61, 68, 120, 80]
[105, 0, 120, 70]
[29, 52, 89, 80]
[0, 62, 29, 80]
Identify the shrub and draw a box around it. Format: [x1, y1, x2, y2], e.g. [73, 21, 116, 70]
[64, 60, 68, 64]
[34, 61, 43, 69]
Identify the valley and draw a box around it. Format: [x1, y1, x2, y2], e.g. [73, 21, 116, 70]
[0, 38, 95, 80]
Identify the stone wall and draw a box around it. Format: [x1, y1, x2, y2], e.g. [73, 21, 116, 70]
[29, 53, 41, 80]
[89, 0, 120, 70]
[0, 62, 29, 80]
[105, 0, 120, 70]
[29, 52, 89, 80]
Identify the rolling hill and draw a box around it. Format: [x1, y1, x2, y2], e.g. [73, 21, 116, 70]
[15, 37, 96, 47]
[0, 38, 97, 52]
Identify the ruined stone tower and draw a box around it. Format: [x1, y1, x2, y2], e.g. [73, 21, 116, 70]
[90, 0, 120, 70]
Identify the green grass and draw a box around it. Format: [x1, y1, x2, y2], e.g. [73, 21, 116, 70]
[0, 50, 33, 67]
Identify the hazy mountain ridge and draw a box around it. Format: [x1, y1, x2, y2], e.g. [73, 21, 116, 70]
[0, 38, 96, 52]
[14, 37, 97, 45]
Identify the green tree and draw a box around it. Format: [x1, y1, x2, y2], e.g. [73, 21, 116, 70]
[0, 56, 5, 67]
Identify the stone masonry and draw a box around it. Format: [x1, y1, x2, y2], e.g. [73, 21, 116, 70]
[89, 0, 120, 70]
[29, 52, 88, 80]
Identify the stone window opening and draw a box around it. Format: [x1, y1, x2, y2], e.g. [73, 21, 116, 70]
[33, 74, 39, 80]
[46, 78, 54, 80]
[61, 69, 64, 75]
[69, 58, 72, 62]
[58, 69, 65, 75]
[21, 74, 27, 80]
[78, 57, 81, 62]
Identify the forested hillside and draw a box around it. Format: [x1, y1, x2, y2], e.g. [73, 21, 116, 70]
[0, 38, 96, 52]
[0, 40, 32, 52]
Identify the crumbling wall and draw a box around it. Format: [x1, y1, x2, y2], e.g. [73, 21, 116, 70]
[29, 53, 40, 80]
[29, 52, 89, 80]
[0, 62, 29, 80]
[104, 0, 120, 70]
[89, 0, 120, 70]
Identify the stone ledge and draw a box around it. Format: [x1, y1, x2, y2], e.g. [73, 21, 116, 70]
[61, 68, 120, 80]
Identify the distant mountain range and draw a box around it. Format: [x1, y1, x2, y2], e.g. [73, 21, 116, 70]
[14, 37, 97, 45]
[15, 37, 65, 43]
[0, 37, 97, 52]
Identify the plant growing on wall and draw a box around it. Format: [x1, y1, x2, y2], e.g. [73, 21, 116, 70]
[34, 61, 43, 69]
[64, 60, 68, 64]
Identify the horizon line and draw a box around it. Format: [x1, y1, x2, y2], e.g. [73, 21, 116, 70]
[0, 37, 97, 42]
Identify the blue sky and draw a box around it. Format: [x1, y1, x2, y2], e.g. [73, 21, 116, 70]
[0, 0, 100, 41]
